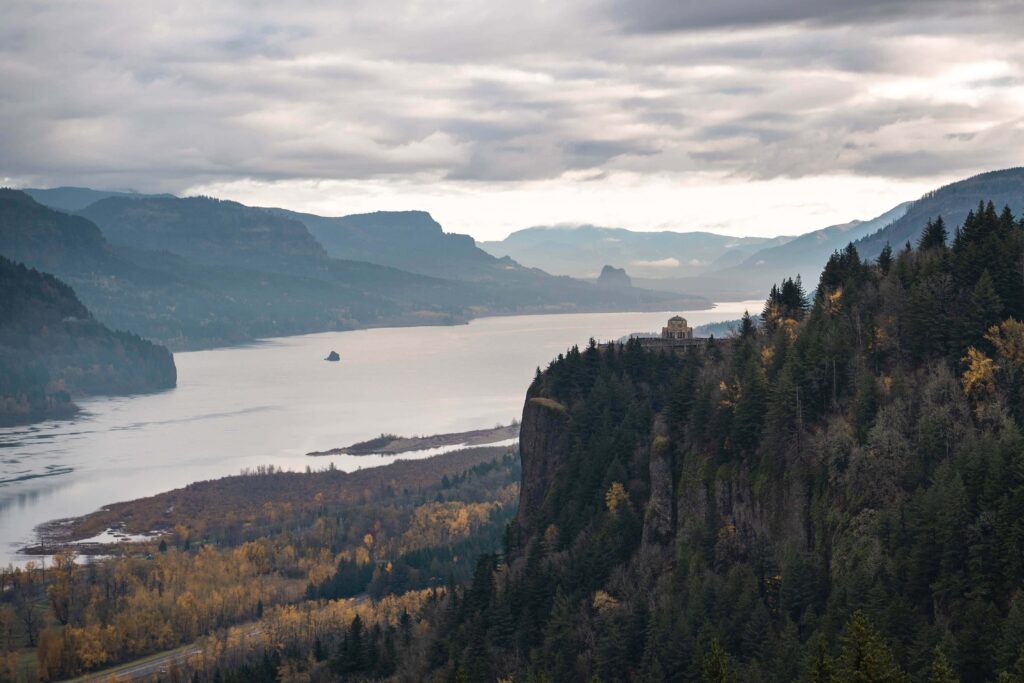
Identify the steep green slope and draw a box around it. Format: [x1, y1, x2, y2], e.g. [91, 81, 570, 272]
[80, 196, 329, 272]
[0, 255, 176, 425]
[721, 201, 913, 287]
[856, 167, 1024, 259]
[429, 203, 1024, 682]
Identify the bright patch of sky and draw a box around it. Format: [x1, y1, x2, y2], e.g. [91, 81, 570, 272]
[2, 0, 1021, 240]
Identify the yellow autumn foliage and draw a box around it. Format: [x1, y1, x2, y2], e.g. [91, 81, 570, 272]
[605, 482, 629, 514]
[962, 346, 997, 399]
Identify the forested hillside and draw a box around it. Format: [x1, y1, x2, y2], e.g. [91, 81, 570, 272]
[0, 255, 175, 424]
[429, 201, 1024, 681]
[856, 168, 1024, 261]
[80, 196, 330, 271]
[0, 446, 519, 681]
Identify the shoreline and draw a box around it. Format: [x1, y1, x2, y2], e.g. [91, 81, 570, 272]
[307, 423, 519, 456]
[25, 443, 517, 556]
[158, 297, 715, 353]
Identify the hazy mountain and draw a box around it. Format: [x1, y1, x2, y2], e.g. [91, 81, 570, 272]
[23, 186, 169, 213]
[0, 190, 460, 349]
[2, 190, 709, 349]
[0, 254, 176, 425]
[708, 201, 914, 295]
[480, 168, 1024, 302]
[479, 225, 789, 279]
[276, 207, 710, 309]
[80, 196, 329, 272]
[855, 167, 1024, 259]
[277, 209, 499, 279]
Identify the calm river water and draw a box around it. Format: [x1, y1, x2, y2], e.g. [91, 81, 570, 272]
[0, 303, 759, 564]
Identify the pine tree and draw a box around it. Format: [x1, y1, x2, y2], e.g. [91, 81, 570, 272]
[703, 639, 734, 683]
[805, 634, 834, 683]
[739, 311, 757, 340]
[731, 356, 768, 455]
[834, 612, 909, 683]
[960, 270, 1004, 352]
[542, 587, 575, 681]
[928, 648, 959, 683]
[919, 217, 949, 251]
[851, 367, 879, 444]
[878, 243, 894, 274]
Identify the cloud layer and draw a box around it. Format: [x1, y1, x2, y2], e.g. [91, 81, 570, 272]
[2, 0, 1022, 237]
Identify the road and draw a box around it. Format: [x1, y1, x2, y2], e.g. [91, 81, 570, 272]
[72, 626, 261, 682]
[70, 594, 369, 681]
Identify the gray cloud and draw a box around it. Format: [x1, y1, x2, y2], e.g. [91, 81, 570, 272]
[0, 0, 1022, 193]
[609, 0, 1019, 32]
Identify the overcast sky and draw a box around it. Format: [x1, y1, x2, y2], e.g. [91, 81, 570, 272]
[2, 0, 1023, 239]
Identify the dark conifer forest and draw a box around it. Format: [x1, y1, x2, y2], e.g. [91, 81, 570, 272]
[3, 203, 1023, 683]
[424, 202, 1024, 682]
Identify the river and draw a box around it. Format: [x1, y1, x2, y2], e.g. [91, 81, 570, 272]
[0, 303, 759, 564]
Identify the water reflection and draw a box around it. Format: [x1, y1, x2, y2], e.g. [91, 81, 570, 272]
[0, 303, 759, 564]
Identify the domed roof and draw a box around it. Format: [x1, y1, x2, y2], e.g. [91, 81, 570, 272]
[668, 315, 686, 322]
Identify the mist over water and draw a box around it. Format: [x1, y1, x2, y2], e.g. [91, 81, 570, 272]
[0, 304, 758, 564]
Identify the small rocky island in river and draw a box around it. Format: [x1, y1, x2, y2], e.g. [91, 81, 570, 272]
[308, 423, 519, 456]
[324, 350, 340, 361]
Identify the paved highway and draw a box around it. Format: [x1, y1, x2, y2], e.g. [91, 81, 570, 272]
[71, 594, 369, 681]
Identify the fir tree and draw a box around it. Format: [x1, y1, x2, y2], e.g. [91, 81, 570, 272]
[834, 612, 909, 683]
[919, 217, 949, 251]
[703, 639, 734, 683]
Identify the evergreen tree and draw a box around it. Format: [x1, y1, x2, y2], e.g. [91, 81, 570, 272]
[878, 243, 894, 274]
[928, 648, 959, 683]
[960, 270, 1003, 351]
[919, 217, 949, 251]
[834, 612, 909, 683]
[805, 634, 834, 683]
[703, 640, 734, 683]
[731, 356, 768, 455]
[542, 587, 576, 681]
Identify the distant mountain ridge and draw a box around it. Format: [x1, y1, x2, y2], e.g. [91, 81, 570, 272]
[276, 208, 526, 280]
[479, 225, 789, 280]
[480, 167, 1024, 300]
[855, 167, 1024, 258]
[3, 190, 707, 350]
[23, 186, 170, 213]
[1, 190, 469, 349]
[80, 196, 329, 272]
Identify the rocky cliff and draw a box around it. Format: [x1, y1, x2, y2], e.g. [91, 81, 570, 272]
[516, 395, 570, 533]
[596, 264, 632, 289]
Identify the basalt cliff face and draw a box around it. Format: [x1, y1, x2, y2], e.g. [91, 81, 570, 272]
[513, 343, 808, 572]
[516, 395, 570, 534]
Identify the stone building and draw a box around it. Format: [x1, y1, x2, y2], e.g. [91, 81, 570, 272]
[661, 315, 693, 340]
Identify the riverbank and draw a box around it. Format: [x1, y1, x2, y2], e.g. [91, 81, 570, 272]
[307, 423, 519, 456]
[26, 444, 515, 556]
[0, 304, 759, 566]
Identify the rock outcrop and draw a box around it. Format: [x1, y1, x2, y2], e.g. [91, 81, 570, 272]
[516, 396, 570, 534]
[596, 264, 632, 289]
